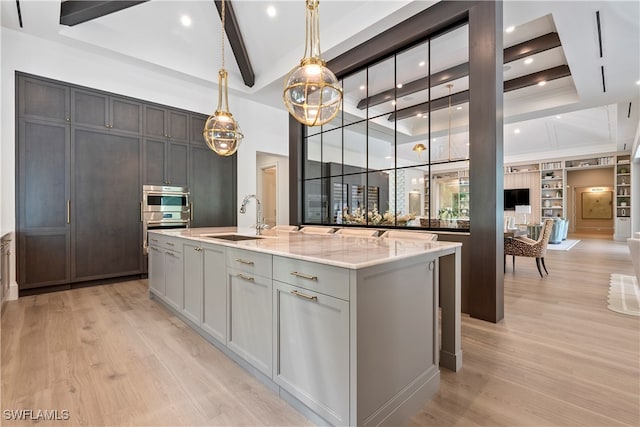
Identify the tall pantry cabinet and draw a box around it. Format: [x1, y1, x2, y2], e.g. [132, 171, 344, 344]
[16, 73, 236, 294]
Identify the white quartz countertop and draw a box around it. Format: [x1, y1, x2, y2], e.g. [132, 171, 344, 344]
[150, 227, 462, 269]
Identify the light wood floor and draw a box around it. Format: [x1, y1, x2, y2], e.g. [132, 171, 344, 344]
[2, 235, 639, 426]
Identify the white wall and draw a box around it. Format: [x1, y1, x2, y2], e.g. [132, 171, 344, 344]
[1, 27, 290, 282]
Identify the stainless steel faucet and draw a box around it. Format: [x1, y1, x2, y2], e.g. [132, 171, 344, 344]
[240, 194, 266, 235]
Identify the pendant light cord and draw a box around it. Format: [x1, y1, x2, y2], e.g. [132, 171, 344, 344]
[220, 0, 226, 69]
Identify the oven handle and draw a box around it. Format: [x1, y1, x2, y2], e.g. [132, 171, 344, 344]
[146, 220, 189, 226]
[144, 192, 190, 197]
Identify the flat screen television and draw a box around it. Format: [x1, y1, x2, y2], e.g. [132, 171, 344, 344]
[504, 188, 530, 210]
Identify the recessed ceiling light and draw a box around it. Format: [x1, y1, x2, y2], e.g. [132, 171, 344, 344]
[266, 6, 277, 17]
[391, 100, 397, 106]
[456, 106, 462, 110]
[524, 57, 533, 65]
[505, 26, 515, 33]
[384, 156, 392, 159]
[397, 83, 403, 89]
[636, 80, 640, 85]
[417, 113, 422, 118]
[555, 115, 562, 119]
[359, 85, 365, 90]
[514, 128, 521, 134]
[538, 81, 547, 86]
[433, 138, 437, 142]
[180, 15, 192, 27]
[419, 61, 426, 67]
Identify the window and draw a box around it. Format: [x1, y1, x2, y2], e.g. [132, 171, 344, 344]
[301, 23, 471, 230]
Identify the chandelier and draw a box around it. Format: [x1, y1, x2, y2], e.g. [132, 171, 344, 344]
[283, 0, 342, 127]
[203, 0, 244, 156]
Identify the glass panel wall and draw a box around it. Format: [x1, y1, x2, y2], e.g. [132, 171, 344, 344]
[302, 23, 470, 230]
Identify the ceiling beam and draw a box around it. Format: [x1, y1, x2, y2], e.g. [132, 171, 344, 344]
[59, 1, 148, 26]
[388, 65, 570, 121]
[214, 0, 255, 88]
[359, 32, 562, 110]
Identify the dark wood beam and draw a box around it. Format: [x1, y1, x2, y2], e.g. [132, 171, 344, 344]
[214, 0, 255, 88]
[388, 65, 570, 121]
[359, 32, 562, 110]
[59, 1, 148, 26]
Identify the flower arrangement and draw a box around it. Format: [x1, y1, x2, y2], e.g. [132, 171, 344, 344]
[343, 207, 415, 226]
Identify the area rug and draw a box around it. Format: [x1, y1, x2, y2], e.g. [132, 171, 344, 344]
[608, 274, 640, 316]
[546, 239, 580, 251]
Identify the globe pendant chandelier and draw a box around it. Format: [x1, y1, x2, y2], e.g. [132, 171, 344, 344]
[283, 0, 342, 127]
[203, 0, 244, 156]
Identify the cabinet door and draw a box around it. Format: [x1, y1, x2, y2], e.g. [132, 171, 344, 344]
[71, 89, 109, 130]
[148, 245, 165, 296]
[168, 111, 189, 142]
[273, 281, 349, 426]
[228, 268, 272, 377]
[18, 76, 70, 123]
[183, 243, 203, 324]
[190, 114, 207, 146]
[202, 245, 226, 343]
[164, 250, 183, 311]
[17, 119, 71, 289]
[189, 145, 237, 227]
[72, 128, 141, 281]
[168, 141, 188, 186]
[110, 97, 142, 134]
[143, 138, 167, 185]
[144, 105, 167, 138]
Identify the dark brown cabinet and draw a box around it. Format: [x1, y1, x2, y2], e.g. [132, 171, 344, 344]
[71, 128, 141, 281]
[17, 119, 71, 289]
[142, 138, 188, 186]
[144, 106, 189, 142]
[18, 77, 70, 123]
[189, 144, 236, 227]
[16, 73, 237, 293]
[71, 88, 142, 134]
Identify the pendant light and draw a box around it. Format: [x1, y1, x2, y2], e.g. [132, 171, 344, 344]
[283, 0, 342, 127]
[412, 143, 426, 159]
[203, 0, 244, 156]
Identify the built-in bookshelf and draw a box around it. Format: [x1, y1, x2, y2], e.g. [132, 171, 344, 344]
[540, 162, 564, 218]
[565, 156, 615, 169]
[614, 154, 632, 240]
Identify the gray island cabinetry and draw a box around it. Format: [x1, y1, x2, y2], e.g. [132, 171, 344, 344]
[147, 228, 462, 427]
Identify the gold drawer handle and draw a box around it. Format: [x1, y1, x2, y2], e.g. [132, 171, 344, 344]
[290, 271, 318, 281]
[166, 242, 175, 246]
[236, 273, 255, 282]
[235, 258, 255, 265]
[291, 290, 318, 301]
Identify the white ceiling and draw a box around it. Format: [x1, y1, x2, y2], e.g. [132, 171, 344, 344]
[2, 0, 639, 164]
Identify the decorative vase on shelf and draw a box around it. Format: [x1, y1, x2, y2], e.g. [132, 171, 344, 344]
[544, 200, 551, 208]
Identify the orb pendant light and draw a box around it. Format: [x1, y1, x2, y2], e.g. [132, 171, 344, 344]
[203, 0, 243, 156]
[283, 0, 342, 127]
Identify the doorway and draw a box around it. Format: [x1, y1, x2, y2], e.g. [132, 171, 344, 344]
[260, 165, 277, 227]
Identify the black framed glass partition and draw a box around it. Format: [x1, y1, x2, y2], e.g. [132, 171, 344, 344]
[301, 23, 471, 230]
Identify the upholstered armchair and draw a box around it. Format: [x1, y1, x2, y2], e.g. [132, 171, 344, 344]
[505, 219, 554, 278]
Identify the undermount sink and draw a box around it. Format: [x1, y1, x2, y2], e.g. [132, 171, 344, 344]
[205, 234, 264, 241]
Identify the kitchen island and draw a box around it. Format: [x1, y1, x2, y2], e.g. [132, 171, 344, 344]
[148, 227, 462, 426]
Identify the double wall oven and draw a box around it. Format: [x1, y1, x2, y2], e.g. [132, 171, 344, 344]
[142, 185, 190, 253]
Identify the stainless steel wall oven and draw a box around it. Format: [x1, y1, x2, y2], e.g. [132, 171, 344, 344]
[142, 185, 190, 253]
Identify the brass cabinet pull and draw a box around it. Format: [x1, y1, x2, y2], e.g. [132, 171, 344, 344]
[66, 200, 71, 224]
[236, 273, 255, 282]
[290, 271, 318, 281]
[190, 202, 193, 221]
[235, 258, 254, 265]
[166, 242, 174, 246]
[291, 290, 318, 301]
[194, 247, 202, 252]
[150, 238, 158, 243]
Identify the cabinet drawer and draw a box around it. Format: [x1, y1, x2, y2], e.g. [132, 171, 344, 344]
[148, 233, 182, 253]
[273, 256, 349, 301]
[226, 248, 272, 278]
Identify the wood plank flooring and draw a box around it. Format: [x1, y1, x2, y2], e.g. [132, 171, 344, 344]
[1, 235, 639, 426]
